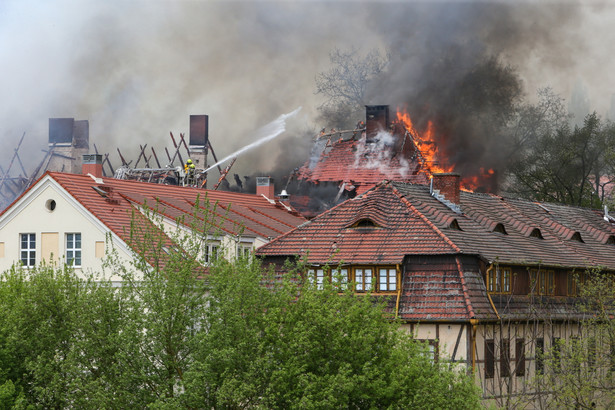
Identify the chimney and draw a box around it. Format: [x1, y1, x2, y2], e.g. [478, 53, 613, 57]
[256, 176, 275, 198]
[189, 115, 208, 168]
[431, 173, 461, 206]
[48, 118, 90, 174]
[82, 154, 103, 179]
[365, 105, 389, 142]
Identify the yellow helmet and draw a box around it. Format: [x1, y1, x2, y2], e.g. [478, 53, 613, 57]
[189, 164, 195, 169]
[187, 159, 193, 164]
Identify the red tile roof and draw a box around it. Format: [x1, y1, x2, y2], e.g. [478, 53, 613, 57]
[257, 180, 615, 321]
[256, 182, 458, 265]
[296, 131, 430, 194]
[14, 172, 307, 250]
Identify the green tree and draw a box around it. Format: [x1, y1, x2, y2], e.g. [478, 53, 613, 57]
[0, 198, 482, 407]
[0, 262, 119, 408]
[524, 269, 615, 408]
[184, 259, 481, 408]
[506, 106, 615, 207]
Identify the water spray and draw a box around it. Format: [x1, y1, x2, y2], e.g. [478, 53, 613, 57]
[204, 107, 302, 173]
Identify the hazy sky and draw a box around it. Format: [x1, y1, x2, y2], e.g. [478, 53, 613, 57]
[1, 0, 614, 176]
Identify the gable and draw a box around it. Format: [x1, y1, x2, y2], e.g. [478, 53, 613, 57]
[0, 176, 133, 277]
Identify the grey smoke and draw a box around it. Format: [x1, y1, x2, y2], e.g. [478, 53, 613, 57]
[0, 1, 613, 186]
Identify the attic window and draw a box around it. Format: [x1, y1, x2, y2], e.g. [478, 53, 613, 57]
[493, 223, 508, 234]
[606, 235, 615, 245]
[570, 232, 584, 243]
[350, 219, 379, 229]
[45, 199, 56, 212]
[529, 228, 544, 239]
[448, 219, 462, 230]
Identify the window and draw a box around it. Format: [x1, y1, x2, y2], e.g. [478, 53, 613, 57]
[378, 268, 397, 291]
[487, 267, 511, 293]
[417, 339, 439, 362]
[501, 339, 510, 377]
[536, 338, 544, 375]
[485, 339, 495, 379]
[307, 268, 325, 289]
[204, 244, 219, 264]
[355, 268, 373, 292]
[308, 268, 349, 290]
[530, 269, 555, 295]
[307, 266, 398, 293]
[236, 244, 252, 260]
[515, 338, 525, 377]
[568, 272, 588, 296]
[331, 268, 349, 290]
[20, 233, 35, 267]
[65, 233, 81, 267]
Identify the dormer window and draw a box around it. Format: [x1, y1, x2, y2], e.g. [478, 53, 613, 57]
[493, 223, 508, 235]
[350, 218, 379, 229]
[448, 219, 462, 230]
[529, 228, 544, 239]
[570, 232, 584, 243]
[606, 235, 615, 245]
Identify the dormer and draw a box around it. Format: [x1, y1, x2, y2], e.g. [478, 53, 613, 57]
[492, 223, 508, 235]
[349, 218, 380, 229]
[529, 228, 544, 239]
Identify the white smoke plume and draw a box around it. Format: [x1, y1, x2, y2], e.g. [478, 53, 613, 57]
[1, 0, 615, 180]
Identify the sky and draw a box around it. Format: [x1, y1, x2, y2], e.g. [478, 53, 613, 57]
[1, 0, 614, 178]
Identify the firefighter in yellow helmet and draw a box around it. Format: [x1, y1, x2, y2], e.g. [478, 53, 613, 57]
[188, 162, 196, 185]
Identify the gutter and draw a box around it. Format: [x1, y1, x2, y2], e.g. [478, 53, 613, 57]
[485, 263, 501, 320]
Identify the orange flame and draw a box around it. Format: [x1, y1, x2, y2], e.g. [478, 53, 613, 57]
[395, 108, 495, 192]
[395, 108, 453, 174]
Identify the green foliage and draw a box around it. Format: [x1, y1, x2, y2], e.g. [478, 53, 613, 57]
[524, 269, 615, 408]
[0, 199, 481, 408]
[506, 90, 615, 207]
[183, 258, 480, 408]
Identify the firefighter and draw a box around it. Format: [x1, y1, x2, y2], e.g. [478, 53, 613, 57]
[188, 163, 196, 185]
[181, 159, 193, 186]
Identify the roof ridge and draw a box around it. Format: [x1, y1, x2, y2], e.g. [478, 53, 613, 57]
[390, 184, 462, 253]
[257, 185, 384, 253]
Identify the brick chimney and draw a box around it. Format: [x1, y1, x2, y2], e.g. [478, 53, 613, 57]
[82, 154, 103, 179]
[431, 173, 460, 205]
[256, 176, 275, 198]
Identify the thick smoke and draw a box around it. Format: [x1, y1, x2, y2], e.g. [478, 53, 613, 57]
[0, 1, 613, 191]
[364, 2, 586, 184]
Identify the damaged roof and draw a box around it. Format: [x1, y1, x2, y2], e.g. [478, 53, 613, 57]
[296, 130, 430, 195]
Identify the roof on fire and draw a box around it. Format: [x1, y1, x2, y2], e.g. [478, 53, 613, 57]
[295, 130, 430, 195]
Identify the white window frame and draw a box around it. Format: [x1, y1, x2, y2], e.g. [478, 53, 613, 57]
[66, 233, 82, 267]
[355, 267, 373, 292]
[378, 267, 397, 291]
[204, 243, 219, 265]
[236, 243, 252, 260]
[20, 233, 35, 267]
